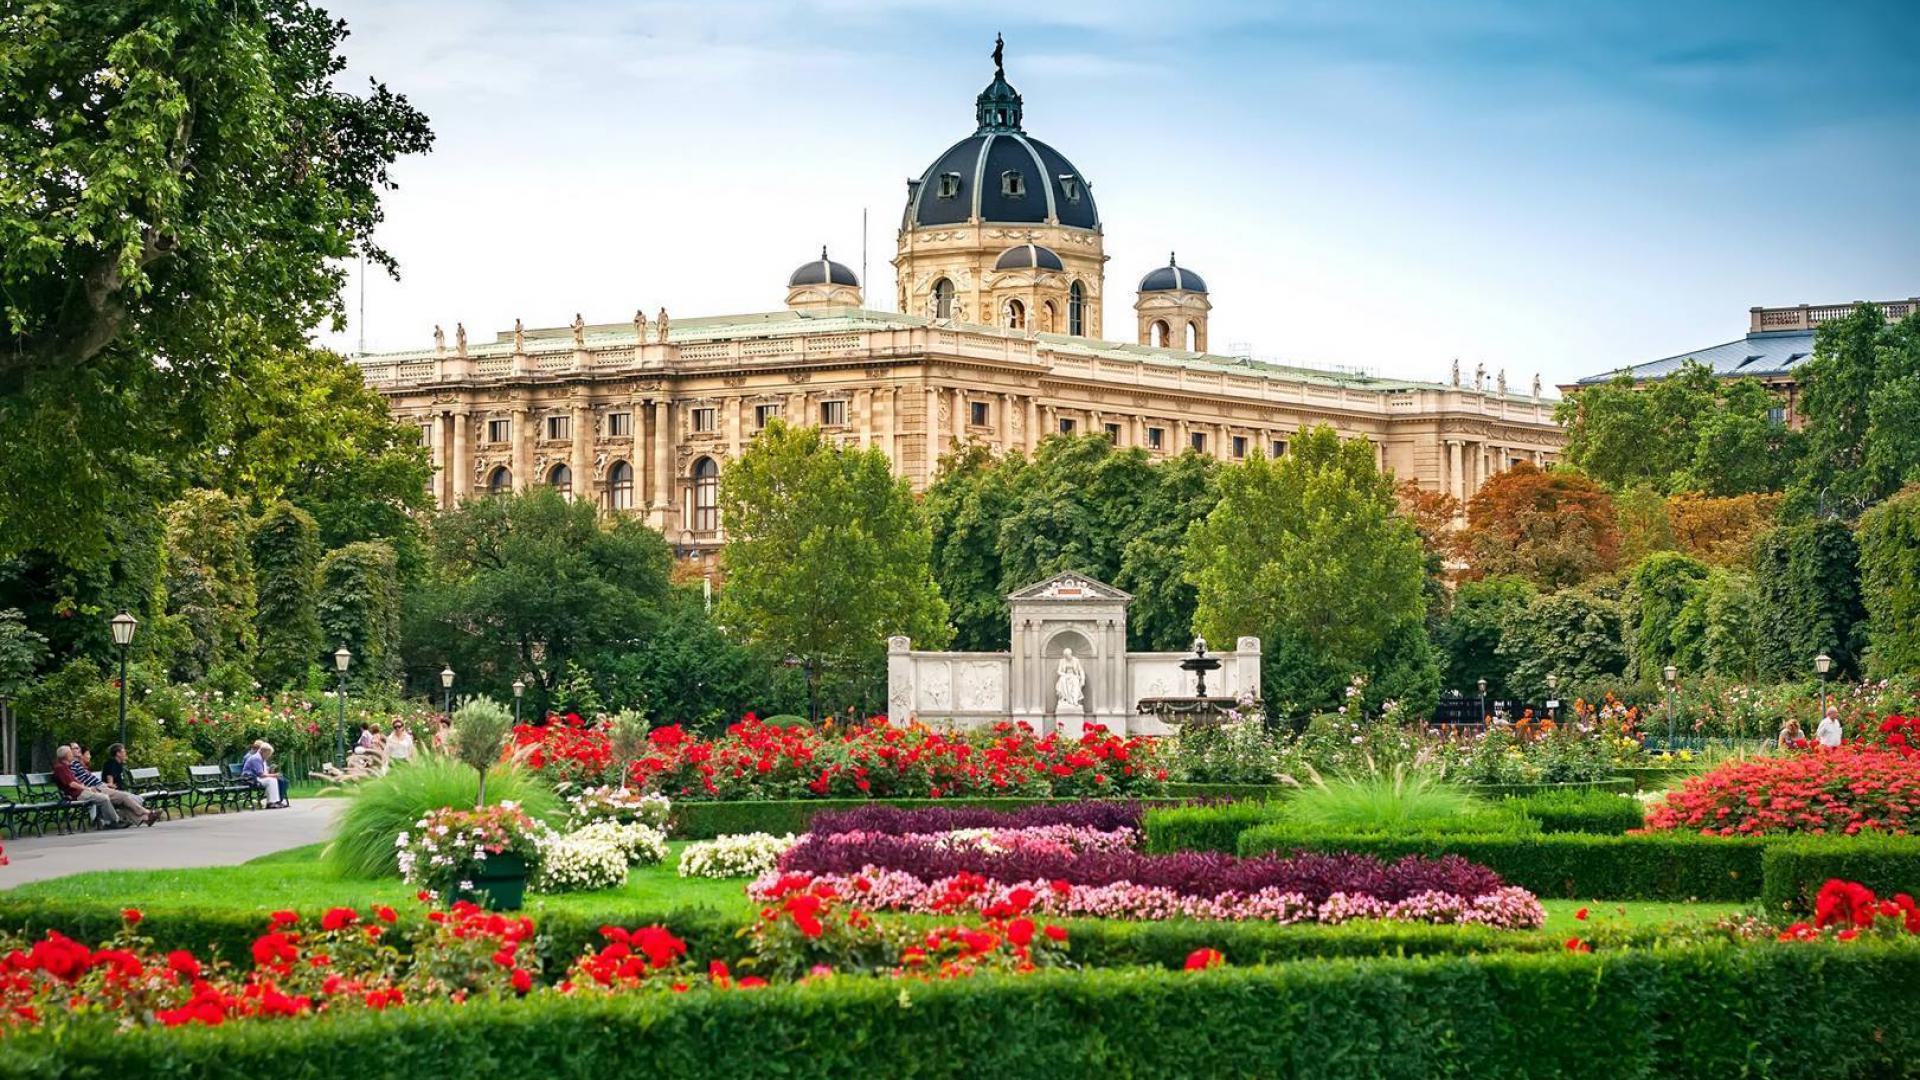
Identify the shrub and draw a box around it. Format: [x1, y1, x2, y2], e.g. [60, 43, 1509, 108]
[532, 828, 632, 894]
[1236, 827, 1766, 901]
[1284, 765, 1486, 833]
[670, 798, 1094, 841]
[450, 697, 518, 807]
[12, 945, 1919, 1078]
[1644, 745, 1920, 836]
[677, 833, 798, 879]
[1505, 789, 1645, 834]
[1760, 835, 1920, 915]
[323, 757, 562, 879]
[810, 800, 1147, 838]
[564, 786, 671, 830]
[1143, 803, 1282, 854]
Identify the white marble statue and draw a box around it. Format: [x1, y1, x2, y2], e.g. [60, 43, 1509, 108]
[1055, 649, 1086, 710]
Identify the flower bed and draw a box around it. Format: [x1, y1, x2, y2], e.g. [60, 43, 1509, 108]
[806, 800, 1146, 837]
[396, 804, 545, 899]
[763, 835, 1544, 928]
[511, 714, 1168, 801]
[1644, 744, 1920, 836]
[677, 833, 799, 880]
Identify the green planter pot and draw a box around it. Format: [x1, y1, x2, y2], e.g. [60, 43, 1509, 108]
[455, 854, 529, 911]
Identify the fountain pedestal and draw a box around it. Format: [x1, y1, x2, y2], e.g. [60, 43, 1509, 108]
[1136, 637, 1239, 730]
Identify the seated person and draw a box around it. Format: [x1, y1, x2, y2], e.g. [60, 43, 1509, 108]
[242, 741, 290, 808]
[387, 720, 416, 763]
[100, 742, 131, 791]
[53, 746, 136, 827]
[72, 744, 155, 826]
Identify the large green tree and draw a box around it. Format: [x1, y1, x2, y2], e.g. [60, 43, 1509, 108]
[1857, 486, 1920, 676]
[251, 501, 322, 689]
[1187, 425, 1437, 718]
[924, 444, 1024, 651]
[1624, 551, 1712, 682]
[715, 422, 950, 712]
[405, 488, 672, 703]
[1555, 361, 1799, 496]
[0, 0, 431, 563]
[1496, 588, 1629, 703]
[1114, 450, 1219, 651]
[1792, 305, 1920, 515]
[1752, 520, 1867, 682]
[161, 489, 256, 682]
[1435, 576, 1536, 701]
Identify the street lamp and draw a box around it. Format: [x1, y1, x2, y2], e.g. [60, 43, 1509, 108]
[333, 645, 352, 765]
[109, 611, 138, 749]
[1815, 652, 1833, 717]
[1477, 678, 1488, 722]
[440, 666, 456, 715]
[1545, 673, 1560, 724]
[1663, 664, 1679, 749]
[512, 677, 525, 724]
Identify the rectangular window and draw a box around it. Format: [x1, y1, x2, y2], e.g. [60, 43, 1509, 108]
[1232, 435, 1248, 459]
[1272, 439, 1288, 458]
[419, 423, 432, 446]
[607, 412, 632, 438]
[691, 407, 717, 433]
[1058, 417, 1076, 435]
[1059, 174, 1081, 202]
[1104, 423, 1121, 443]
[820, 400, 847, 426]
[1767, 406, 1786, 425]
[1001, 170, 1025, 197]
[487, 419, 511, 444]
[1147, 427, 1165, 450]
[970, 401, 989, 427]
[1190, 432, 1207, 453]
[546, 415, 570, 441]
[938, 172, 962, 198]
[755, 404, 781, 429]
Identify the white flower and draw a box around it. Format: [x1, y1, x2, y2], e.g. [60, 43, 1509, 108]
[678, 833, 798, 879]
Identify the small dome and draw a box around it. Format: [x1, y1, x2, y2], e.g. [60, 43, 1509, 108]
[993, 243, 1064, 271]
[1139, 253, 1207, 294]
[788, 248, 859, 288]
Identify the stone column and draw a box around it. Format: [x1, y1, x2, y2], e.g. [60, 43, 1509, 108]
[924, 384, 940, 485]
[429, 413, 448, 508]
[727, 397, 744, 455]
[449, 410, 471, 502]
[885, 387, 900, 469]
[998, 392, 1012, 449]
[1217, 423, 1230, 459]
[651, 400, 671, 520]
[857, 388, 874, 449]
[570, 404, 592, 504]
[1447, 439, 1464, 503]
[1025, 397, 1040, 452]
[512, 406, 532, 492]
[789, 390, 808, 425]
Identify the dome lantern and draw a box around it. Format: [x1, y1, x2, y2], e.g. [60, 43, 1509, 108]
[1136, 253, 1212, 352]
[785, 247, 862, 311]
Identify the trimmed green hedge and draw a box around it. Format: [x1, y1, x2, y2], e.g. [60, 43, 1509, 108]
[1504, 788, 1647, 835]
[1463, 777, 1638, 797]
[1160, 782, 1291, 801]
[1238, 826, 1766, 901]
[6, 945, 1920, 1078]
[668, 797, 1094, 840]
[1760, 835, 1920, 915]
[1143, 802, 1282, 853]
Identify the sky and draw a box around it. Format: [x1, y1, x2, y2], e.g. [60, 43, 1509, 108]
[316, 0, 1920, 390]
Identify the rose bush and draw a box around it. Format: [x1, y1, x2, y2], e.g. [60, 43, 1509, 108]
[1643, 745, 1920, 836]
[1775, 878, 1920, 942]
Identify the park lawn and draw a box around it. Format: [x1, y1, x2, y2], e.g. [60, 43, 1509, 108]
[6, 839, 1749, 940]
[2, 841, 760, 920]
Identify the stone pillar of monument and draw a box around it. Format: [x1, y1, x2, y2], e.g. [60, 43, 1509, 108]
[512, 406, 532, 493]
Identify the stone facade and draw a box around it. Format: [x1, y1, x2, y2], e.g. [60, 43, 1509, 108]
[353, 50, 1564, 555]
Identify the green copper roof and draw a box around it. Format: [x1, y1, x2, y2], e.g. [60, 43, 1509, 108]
[355, 307, 1533, 401]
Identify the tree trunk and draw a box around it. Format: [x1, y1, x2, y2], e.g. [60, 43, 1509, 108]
[475, 765, 488, 809]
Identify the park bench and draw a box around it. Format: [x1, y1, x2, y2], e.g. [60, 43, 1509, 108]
[186, 764, 250, 814]
[0, 774, 69, 838]
[225, 762, 269, 810]
[127, 767, 190, 820]
[20, 772, 98, 834]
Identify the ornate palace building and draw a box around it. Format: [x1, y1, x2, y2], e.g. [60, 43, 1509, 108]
[356, 49, 1564, 556]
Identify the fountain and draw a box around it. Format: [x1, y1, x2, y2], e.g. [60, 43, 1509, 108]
[1136, 636, 1239, 729]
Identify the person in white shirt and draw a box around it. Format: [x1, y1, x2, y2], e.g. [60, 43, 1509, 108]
[1815, 706, 1843, 748]
[387, 719, 415, 763]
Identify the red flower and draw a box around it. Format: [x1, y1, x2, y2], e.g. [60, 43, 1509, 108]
[374, 906, 399, 924]
[1184, 948, 1225, 971]
[121, 908, 144, 925]
[1042, 925, 1069, 943]
[320, 907, 360, 932]
[166, 950, 203, 980]
[270, 911, 299, 928]
[251, 932, 298, 970]
[511, 968, 533, 994]
[1563, 937, 1592, 953]
[1574, 907, 1588, 921]
[1006, 918, 1036, 947]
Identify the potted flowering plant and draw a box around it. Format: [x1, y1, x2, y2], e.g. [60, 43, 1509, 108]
[397, 802, 545, 909]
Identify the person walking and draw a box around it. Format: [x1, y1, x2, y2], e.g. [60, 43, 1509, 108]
[1815, 706, 1844, 748]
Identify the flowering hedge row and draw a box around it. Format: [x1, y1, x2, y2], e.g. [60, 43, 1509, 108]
[807, 800, 1146, 837]
[1760, 835, 1920, 914]
[7, 945, 1920, 1078]
[512, 715, 1168, 801]
[668, 797, 1110, 840]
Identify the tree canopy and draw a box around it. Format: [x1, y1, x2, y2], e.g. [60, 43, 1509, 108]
[0, 0, 432, 563]
[1187, 426, 1437, 717]
[1554, 361, 1800, 497]
[1457, 463, 1620, 590]
[1791, 306, 1920, 515]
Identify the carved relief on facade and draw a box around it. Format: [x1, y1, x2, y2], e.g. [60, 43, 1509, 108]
[957, 662, 1003, 711]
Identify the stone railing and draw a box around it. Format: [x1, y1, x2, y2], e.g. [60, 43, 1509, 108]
[1750, 298, 1918, 332]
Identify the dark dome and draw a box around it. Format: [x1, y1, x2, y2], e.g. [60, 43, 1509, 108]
[993, 243, 1064, 271]
[903, 70, 1099, 231]
[788, 248, 859, 288]
[1139, 254, 1207, 294]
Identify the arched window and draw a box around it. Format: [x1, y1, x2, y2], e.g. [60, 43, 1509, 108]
[608, 461, 634, 510]
[486, 467, 512, 495]
[692, 457, 719, 533]
[1068, 281, 1085, 336]
[547, 463, 572, 499]
[1185, 322, 1199, 351]
[932, 278, 954, 320]
[1041, 301, 1057, 333]
[1003, 298, 1025, 330]
[1151, 320, 1170, 348]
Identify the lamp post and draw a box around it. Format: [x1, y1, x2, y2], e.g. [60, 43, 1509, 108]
[1476, 678, 1488, 722]
[1663, 664, 1679, 749]
[109, 610, 138, 749]
[1815, 652, 1833, 718]
[440, 666, 456, 716]
[1545, 673, 1559, 725]
[512, 677, 525, 725]
[333, 645, 352, 765]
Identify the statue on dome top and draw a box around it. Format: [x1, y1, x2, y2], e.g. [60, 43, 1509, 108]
[992, 33, 1004, 78]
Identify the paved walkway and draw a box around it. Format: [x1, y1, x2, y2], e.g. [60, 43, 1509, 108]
[1, 801, 341, 887]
